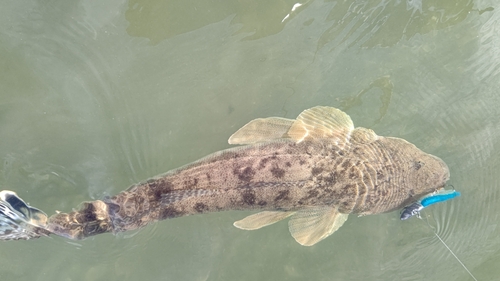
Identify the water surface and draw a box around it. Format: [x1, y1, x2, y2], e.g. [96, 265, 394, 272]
[1, 0, 499, 280]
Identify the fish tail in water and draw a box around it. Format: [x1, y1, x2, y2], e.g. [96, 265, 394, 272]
[0, 189, 120, 240]
[0, 191, 51, 240]
[0, 184, 227, 240]
[46, 200, 114, 240]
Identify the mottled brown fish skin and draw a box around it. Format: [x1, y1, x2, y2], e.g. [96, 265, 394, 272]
[46, 135, 449, 239]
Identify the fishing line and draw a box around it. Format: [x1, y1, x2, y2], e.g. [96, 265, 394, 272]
[419, 213, 478, 281]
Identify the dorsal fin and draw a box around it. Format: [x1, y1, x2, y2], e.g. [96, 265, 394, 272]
[228, 117, 295, 144]
[287, 107, 354, 147]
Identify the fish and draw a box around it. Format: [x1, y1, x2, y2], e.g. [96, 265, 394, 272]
[0, 106, 450, 246]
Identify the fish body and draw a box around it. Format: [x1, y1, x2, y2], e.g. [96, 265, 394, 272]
[0, 106, 450, 245]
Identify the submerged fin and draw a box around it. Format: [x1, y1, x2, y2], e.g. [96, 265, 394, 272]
[233, 211, 295, 230]
[228, 117, 295, 144]
[288, 207, 348, 246]
[287, 107, 354, 147]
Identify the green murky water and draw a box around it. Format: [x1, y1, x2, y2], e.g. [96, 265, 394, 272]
[1, 0, 499, 280]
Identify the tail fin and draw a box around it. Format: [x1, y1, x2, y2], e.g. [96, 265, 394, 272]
[0, 190, 49, 240]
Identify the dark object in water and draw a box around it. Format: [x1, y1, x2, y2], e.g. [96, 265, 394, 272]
[400, 202, 424, 220]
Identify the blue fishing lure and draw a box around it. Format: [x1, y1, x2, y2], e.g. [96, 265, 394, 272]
[400, 189, 460, 220]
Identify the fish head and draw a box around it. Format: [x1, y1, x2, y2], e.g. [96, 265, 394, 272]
[407, 147, 450, 199]
[370, 137, 450, 213]
[417, 153, 450, 191]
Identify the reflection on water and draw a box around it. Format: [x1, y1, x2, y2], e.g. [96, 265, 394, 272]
[338, 75, 393, 126]
[318, 0, 475, 49]
[126, 0, 313, 43]
[0, 0, 499, 280]
[126, 0, 476, 47]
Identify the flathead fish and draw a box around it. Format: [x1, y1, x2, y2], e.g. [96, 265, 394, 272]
[0, 106, 449, 245]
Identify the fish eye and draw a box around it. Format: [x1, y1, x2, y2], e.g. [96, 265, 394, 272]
[413, 161, 424, 170]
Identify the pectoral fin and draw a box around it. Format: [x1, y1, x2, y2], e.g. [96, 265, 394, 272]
[288, 207, 348, 246]
[228, 117, 295, 144]
[287, 107, 354, 148]
[234, 211, 295, 230]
